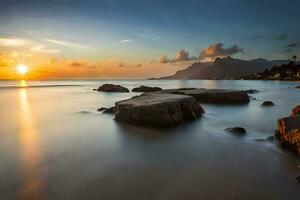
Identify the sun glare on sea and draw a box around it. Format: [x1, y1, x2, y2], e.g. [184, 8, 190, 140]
[17, 65, 28, 75]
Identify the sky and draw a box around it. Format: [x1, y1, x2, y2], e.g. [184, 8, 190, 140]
[0, 0, 300, 79]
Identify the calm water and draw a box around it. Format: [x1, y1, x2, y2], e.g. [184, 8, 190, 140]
[0, 80, 299, 200]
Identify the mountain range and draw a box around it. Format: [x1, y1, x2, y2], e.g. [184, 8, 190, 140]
[159, 57, 290, 80]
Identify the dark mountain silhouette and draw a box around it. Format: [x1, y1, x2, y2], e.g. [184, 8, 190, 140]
[159, 56, 289, 79]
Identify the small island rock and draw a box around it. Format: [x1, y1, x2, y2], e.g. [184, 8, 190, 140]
[132, 85, 162, 92]
[97, 84, 129, 93]
[225, 127, 246, 135]
[261, 101, 275, 106]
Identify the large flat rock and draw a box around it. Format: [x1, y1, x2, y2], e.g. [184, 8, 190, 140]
[115, 93, 204, 128]
[157, 88, 250, 104]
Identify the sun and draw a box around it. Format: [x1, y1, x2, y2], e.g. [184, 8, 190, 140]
[17, 65, 28, 75]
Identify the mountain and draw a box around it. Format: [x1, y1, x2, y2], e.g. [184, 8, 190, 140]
[160, 57, 289, 80]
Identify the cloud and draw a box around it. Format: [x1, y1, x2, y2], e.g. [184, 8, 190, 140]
[282, 42, 299, 53]
[118, 63, 142, 68]
[119, 39, 132, 43]
[284, 43, 298, 48]
[70, 61, 84, 67]
[200, 43, 243, 60]
[44, 38, 90, 48]
[31, 45, 60, 53]
[156, 43, 243, 64]
[158, 55, 170, 64]
[274, 34, 288, 41]
[158, 49, 194, 64]
[136, 33, 161, 41]
[176, 49, 190, 61]
[0, 37, 30, 46]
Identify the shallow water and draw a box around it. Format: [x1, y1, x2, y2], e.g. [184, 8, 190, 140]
[0, 80, 299, 200]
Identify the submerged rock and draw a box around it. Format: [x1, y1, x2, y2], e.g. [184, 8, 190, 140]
[132, 85, 162, 92]
[115, 93, 204, 128]
[97, 107, 115, 114]
[266, 135, 275, 141]
[97, 84, 129, 93]
[97, 107, 107, 112]
[261, 101, 275, 106]
[245, 89, 259, 94]
[225, 127, 246, 135]
[159, 88, 250, 104]
[295, 85, 300, 89]
[103, 107, 115, 114]
[292, 105, 300, 116]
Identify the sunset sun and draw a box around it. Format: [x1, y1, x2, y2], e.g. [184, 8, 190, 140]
[17, 65, 28, 75]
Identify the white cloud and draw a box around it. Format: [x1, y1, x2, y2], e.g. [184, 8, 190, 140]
[31, 45, 60, 54]
[0, 37, 30, 46]
[136, 33, 161, 41]
[119, 39, 132, 43]
[44, 38, 90, 48]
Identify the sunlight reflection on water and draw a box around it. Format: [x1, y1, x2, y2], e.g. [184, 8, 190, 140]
[18, 84, 45, 199]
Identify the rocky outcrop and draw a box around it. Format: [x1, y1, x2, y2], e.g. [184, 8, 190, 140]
[132, 85, 162, 92]
[225, 127, 246, 135]
[97, 84, 129, 93]
[277, 107, 300, 156]
[292, 105, 300, 116]
[115, 93, 204, 128]
[261, 101, 274, 106]
[158, 88, 250, 104]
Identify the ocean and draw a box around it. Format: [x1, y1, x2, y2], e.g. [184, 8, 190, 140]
[0, 80, 299, 200]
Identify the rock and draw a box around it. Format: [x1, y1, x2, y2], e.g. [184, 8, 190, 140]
[295, 85, 300, 89]
[296, 176, 300, 183]
[132, 85, 162, 92]
[261, 101, 274, 106]
[158, 88, 250, 104]
[115, 93, 204, 128]
[225, 127, 246, 135]
[103, 107, 115, 114]
[266, 135, 275, 141]
[245, 89, 259, 94]
[97, 107, 107, 112]
[250, 96, 257, 100]
[277, 115, 300, 156]
[292, 105, 300, 116]
[92, 88, 98, 91]
[97, 84, 129, 93]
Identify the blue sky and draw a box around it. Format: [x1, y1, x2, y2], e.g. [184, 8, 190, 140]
[0, 0, 300, 78]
